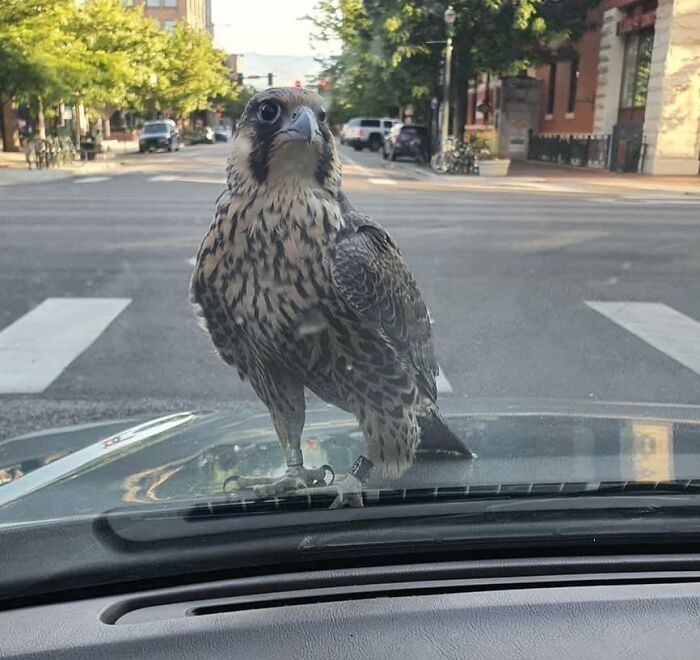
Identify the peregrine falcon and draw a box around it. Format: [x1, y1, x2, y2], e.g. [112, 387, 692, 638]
[190, 87, 473, 504]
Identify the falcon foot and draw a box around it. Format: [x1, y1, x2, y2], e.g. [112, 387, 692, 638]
[223, 464, 334, 499]
[297, 455, 374, 509]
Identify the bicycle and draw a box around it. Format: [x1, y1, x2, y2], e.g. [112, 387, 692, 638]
[57, 137, 78, 167]
[430, 136, 479, 175]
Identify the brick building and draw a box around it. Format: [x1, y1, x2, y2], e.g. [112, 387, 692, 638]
[464, 0, 700, 175]
[123, 0, 212, 34]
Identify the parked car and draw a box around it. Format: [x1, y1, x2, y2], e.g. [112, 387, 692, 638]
[189, 126, 215, 145]
[213, 125, 231, 142]
[138, 120, 180, 153]
[384, 123, 429, 163]
[341, 117, 398, 152]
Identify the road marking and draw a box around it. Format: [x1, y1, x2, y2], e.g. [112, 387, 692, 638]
[368, 178, 397, 186]
[74, 176, 111, 184]
[589, 197, 623, 204]
[0, 297, 131, 393]
[424, 306, 452, 393]
[435, 369, 453, 394]
[119, 236, 199, 249]
[148, 175, 226, 185]
[149, 175, 177, 182]
[586, 301, 700, 376]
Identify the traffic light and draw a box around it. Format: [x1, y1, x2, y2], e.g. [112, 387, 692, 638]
[268, 73, 273, 86]
[294, 80, 302, 88]
[236, 73, 243, 85]
[318, 79, 329, 92]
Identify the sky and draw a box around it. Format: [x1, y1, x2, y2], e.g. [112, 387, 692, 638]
[211, 0, 327, 58]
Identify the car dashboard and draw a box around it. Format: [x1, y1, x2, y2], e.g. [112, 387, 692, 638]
[3, 555, 700, 659]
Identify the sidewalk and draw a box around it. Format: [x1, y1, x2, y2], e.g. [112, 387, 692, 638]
[432, 159, 700, 197]
[507, 160, 700, 197]
[0, 140, 139, 186]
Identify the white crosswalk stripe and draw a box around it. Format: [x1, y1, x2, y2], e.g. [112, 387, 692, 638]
[148, 175, 178, 182]
[586, 301, 700, 377]
[424, 307, 452, 393]
[74, 176, 112, 184]
[0, 298, 131, 393]
[435, 369, 454, 394]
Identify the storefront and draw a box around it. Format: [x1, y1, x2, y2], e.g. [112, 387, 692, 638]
[610, 2, 656, 171]
[522, 0, 700, 175]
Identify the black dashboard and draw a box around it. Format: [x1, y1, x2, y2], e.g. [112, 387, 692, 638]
[3, 556, 700, 658]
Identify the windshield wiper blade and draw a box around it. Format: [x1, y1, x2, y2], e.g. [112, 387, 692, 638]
[180, 480, 700, 520]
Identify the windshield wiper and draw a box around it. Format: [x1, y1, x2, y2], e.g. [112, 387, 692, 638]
[180, 479, 700, 520]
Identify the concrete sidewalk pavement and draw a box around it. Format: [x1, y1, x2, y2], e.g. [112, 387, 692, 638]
[0, 139, 140, 187]
[375, 153, 700, 198]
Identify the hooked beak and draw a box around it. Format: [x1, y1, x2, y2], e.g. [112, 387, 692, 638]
[281, 106, 319, 145]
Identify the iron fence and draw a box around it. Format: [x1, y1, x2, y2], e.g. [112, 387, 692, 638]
[528, 134, 611, 169]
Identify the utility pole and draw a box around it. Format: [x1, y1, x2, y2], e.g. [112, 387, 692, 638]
[440, 6, 456, 151]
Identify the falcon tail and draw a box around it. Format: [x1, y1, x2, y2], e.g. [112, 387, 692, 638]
[417, 412, 476, 458]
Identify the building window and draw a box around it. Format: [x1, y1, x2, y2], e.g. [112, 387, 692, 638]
[146, 0, 161, 7]
[121, 0, 134, 6]
[619, 29, 654, 109]
[164, 0, 177, 6]
[163, 20, 176, 32]
[546, 63, 557, 115]
[566, 56, 579, 114]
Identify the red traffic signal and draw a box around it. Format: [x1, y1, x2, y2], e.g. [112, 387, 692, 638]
[294, 80, 302, 88]
[318, 79, 329, 91]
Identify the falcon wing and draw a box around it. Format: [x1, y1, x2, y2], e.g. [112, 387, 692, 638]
[329, 209, 438, 402]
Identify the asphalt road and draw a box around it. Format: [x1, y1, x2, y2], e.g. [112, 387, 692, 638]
[2, 141, 700, 440]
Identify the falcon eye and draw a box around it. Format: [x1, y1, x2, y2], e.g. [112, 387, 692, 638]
[318, 109, 327, 122]
[258, 101, 280, 123]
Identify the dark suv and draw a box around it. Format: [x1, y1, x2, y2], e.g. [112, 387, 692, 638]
[384, 124, 429, 163]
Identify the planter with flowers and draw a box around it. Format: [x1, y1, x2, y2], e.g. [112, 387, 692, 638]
[478, 148, 511, 176]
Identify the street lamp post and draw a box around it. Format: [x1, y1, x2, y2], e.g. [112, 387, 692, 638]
[440, 5, 456, 151]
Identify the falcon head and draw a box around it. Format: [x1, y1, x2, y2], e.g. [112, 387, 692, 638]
[229, 87, 341, 194]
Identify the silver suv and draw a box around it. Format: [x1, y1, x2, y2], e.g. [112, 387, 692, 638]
[341, 117, 398, 152]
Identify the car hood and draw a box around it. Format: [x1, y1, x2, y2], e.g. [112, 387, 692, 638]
[2, 399, 700, 525]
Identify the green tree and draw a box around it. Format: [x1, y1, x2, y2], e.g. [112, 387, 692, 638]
[67, 0, 169, 112]
[220, 84, 256, 124]
[311, 0, 600, 133]
[158, 21, 232, 119]
[0, 0, 240, 149]
[0, 0, 79, 148]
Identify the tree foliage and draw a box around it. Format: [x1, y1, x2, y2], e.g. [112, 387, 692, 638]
[159, 21, 234, 118]
[310, 0, 601, 126]
[0, 0, 239, 143]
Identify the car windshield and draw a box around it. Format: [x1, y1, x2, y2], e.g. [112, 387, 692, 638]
[1, 0, 700, 569]
[144, 123, 169, 134]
